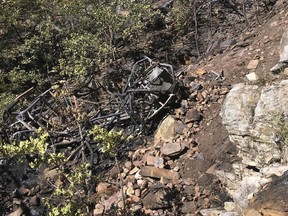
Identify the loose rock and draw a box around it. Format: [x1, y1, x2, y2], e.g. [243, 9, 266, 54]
[139, 166, 180, 181]
[246, 72, 258, 81]
[247, 59, 259, 69]
[161, 142, 185, 156]
[142, 185, 173, 209]
[93, 204, 105, 215]
[270, 28, 288, 73]
[154, 115, 176, 142]
[185, 109, 202, 123]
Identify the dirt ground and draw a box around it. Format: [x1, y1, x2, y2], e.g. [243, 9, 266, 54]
[171, 2, 288, 215]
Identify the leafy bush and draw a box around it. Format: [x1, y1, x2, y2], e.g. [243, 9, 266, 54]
[89, 125, 127, 156]
[0, 0, 156, 119]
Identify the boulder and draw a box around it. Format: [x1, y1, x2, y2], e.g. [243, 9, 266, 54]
[154, 115, 176, 142]
[220, 81, 288, 167]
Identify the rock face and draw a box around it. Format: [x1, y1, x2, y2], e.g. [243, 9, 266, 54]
[249, 170, 288, 216]
[221, 81, 288, 168]
[219, 80, 288, 214]
[270, 28, 288, 73]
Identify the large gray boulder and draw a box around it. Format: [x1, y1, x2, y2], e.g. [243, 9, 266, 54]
[216, 80, 288, 212]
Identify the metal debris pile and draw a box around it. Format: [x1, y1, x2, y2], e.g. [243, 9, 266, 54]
[1, 57, 178, 159]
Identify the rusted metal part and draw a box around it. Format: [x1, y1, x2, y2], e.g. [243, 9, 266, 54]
[1, 57, 178, 161]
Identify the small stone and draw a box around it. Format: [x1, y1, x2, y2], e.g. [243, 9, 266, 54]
[96, 183, 111, 194]
[135, 170, 142, 180]
[139, 166, 180, 181]
[8, 208, 23, 216]
[173, 166, 180, 172]
[197, 92, 204, 102]
[195, 68, 206, 75]
[224, 202, 237, 211]
[13, 198, 21, 205]
[144, 209, 153, 214]
[93, 204, 105, 215]
[137, 179, 147, 189]
[220, 38, 237, 48]
[219, 87, 230, 95]
[183, 178, 193, 186]
[133, 161, 142, 168]
[142, 186, 173, 209]
[125, 175, 136, 184]
[129, 167, 139, 175]
[247, 59, 259, 69]
[181, 201, 197, 214]
[206, 163, 217, 174]
[29, 196, 40, 206]
[127, 182, 133, 187]
[109, 166, 118, 179]
[190, 82, 201, 91]
[135, 189, 141, 197]
[201, 91, 208, 99]
[146, 155, 156, 166]
[122, 167, 129, 174]
[161, 142, 185, 156]
[118, 201, 124, 208]
[210, 95, 220, 102]
[130, 195, 141, 202]
[19, 187, 29, 196]
[126, 186, 135, 197]
[120, 172, 126, 178]
[246, 72, 258, 81]
[160, 177, 169, 185]
[185, 109, 202, 123]
[154, 157, 165, 168]
[181, 100, 189, 109]
[124, 161, 133, 170]
[130, 204, 142, 212]
[175, 120, 187, 134]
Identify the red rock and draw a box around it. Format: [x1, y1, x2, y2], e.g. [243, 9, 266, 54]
[146, 155, 156, 166]
[160, 142, 185, 156]
[139, 166, 180, 181]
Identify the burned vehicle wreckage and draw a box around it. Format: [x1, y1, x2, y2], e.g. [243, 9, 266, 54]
[1, 57, 182, 161]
